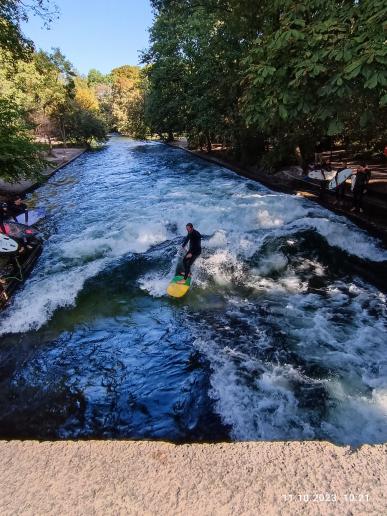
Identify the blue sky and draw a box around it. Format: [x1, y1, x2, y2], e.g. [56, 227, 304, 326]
[21, 0, 154, 75]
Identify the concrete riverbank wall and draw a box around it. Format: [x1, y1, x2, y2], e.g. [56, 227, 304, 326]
[1, 440, 385, 515]
[0, 148, 86, 196]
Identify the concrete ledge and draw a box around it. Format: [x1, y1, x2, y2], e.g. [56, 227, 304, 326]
[0, 148, 86, 196]
[0, 441, 385, 515]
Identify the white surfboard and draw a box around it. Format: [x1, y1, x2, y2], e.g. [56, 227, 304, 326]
[328, 168, 353, 190]
[308, 169, 335, 181]
[15, 208, 46, 226]
[0, 233, 19, 253]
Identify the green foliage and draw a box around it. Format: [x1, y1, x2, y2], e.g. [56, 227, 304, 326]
[144, 0, 387, 165]
[0, 42, 108, 174]
[109, 65, 149, 137]
[143, 1, 250, 144]
[87, 69, 111, 87]
[0, 46, 77, 146]
[58, 100, 108, 146]
[0, 2, 110, 171]
[242, 0, 387, 155]
[52, 73, 108, 146]
[0, 5, 63, 181]
[0, 98, 46, 181]
[0, 1, 58, 60]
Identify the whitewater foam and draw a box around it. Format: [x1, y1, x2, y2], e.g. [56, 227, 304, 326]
[1, 138, 386, 447]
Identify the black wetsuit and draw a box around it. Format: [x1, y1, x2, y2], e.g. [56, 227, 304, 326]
[335, 167, 347, 202]
[0, 203, 8, 233]
[7, 201, 28, 223]
[317, 163, 332, 199]
[182, 229, 201, 279]
[352, 169, 371, 210]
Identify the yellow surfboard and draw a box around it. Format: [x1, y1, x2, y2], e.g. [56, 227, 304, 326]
[167, 275, 192, 298]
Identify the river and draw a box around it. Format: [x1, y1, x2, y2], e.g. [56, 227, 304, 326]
[0, 136, 386, 444]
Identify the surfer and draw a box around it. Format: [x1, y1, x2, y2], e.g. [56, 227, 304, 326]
[334, 160, 349, 206]
[7, 196, 28, 222]
[351, 163, 371, 213]
[177, 223, 201, 283]
[0, 203, 8, 233]
[318, 158, 332, 199]
[314, 141, 323, 164]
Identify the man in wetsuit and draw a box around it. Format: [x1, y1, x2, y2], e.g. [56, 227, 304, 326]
[314, 141, 323, 164]
[334, 160, 349, 206]
[351, 162, 371, 213]
[7, 196, 28, 223]
[178, 223, 201, 283]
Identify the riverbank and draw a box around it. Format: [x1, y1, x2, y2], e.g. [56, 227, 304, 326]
[0, 147, 86, 310]
[167, 140, 387, 244]
[1, 440, 385, 515]
[0, 147, 86, 197]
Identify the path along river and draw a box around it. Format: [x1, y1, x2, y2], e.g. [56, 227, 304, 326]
[0, 136, 386, 444]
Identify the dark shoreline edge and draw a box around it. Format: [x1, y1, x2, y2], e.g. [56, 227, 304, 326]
[0, 149, 87, 311]
[165, 142, 387, 246]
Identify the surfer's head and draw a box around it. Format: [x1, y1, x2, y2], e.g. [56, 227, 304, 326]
[342, 160, 348, 168]
[186, 223, 194, 233]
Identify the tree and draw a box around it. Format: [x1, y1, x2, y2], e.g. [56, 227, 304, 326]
[52, 75, 107, 147]
[58, 101, 107, 146]
[0, 98, 45, 181]
[0, 0, 58, 60]
[145, 0, 387, 167]
[87, 69, 111, 87]
[74, 76, 99, 111]
[0, 47, 76, 150]
[106, 65, 149, 138]
[110, 66, 140, 131]
[142, 10, 187, 140]
[143, 0, 264, 159]
[241, 0, 387, 163]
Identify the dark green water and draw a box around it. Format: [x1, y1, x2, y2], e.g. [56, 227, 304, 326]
[0, 136, 386, 444]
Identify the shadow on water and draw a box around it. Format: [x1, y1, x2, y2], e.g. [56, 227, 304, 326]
[0, 249, 229, 441]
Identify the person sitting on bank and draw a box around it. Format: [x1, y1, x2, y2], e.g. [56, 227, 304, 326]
[7, 196, 28, 223]
[351, 162, 371, 213]
[177, 223, 202, 284]
[0, 202, 9, 233]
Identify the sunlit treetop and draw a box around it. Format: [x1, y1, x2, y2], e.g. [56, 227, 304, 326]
[0, 0, 59, 60]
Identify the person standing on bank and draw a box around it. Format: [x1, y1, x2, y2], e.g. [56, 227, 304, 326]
[334, 160, 349, 206]
[314, 141, 323, 165]
[178, 223, 201, 283]
[351, 163, 371, 213]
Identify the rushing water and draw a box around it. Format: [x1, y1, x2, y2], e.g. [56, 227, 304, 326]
[0, 136, 386, 444]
